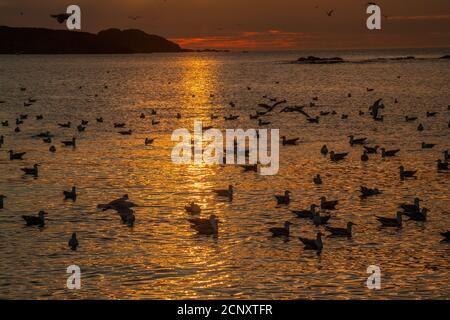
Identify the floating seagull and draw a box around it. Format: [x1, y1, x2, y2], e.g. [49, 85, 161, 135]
[269, 221, 292, 237]
[341, 114, 348, 119]
[241, 164, 258, 173]
[68, 233, 79, 251]
[185, 202, 201, 214]
[152, 119, 160, 125]
[258, 119, 270, 126]
[49, 145, 56, 153]
[61, 137, 76, 147]
[313, 174, 322, 185]
[0, 135, 3, 147]
[214, 185, 233, 201]
[364, 145, 379, 154]
[440, 231, 450, 242]
[0, 195, 6, 209]
[188, 215, 219, 235]
[299, 232, 323, 252]
[405, 116, 417, 122]
[404, 208, 428, 221]
[422, 142, 436, 149]
[320, 145, 328, 156]
[145, 138, 155, 145]
[326, 222, 355, 237]
[417, 123, 424, 131]
[63, 186, 77, 201]
[58, 122, 71, 128]
[118, 130, 132, 135]
[381, 148, 399, 157]
[292, 204, 318, 219]
[275, 190, 291, 205]
[22, 210, 47, 226]
[330, 151, 348, 162]
[77, 125, 86, 133]
[361, 150, 369, 162]
[1, 121, 8, 127]
[114, 123, 126, 128]
[443, 150, 449, 161]
[320, 196, 338, 210]
[307, 116, 319, 124]
[9, 150, 26, 160]
[281, 136, 299, 146]
[426, 111, 438, 117]
[437, 160, 449, 170]
[36, 115, 43, 120]
[50, 13, 71, 24]
[399, 197, 421, 212]
[312, 211, 331, 226]
[96, 117, 104, 123]
[376, 213, 402, 227]
[359, 186, 382, 198]
[399, 165, 417, 180]
[14, 127, 21, 133]
[21, 164, 39, 176]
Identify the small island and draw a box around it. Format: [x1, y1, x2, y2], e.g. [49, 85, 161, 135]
[0, 26, 183, 54]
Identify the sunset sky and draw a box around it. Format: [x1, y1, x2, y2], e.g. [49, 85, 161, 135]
[0, 0, 449, 50]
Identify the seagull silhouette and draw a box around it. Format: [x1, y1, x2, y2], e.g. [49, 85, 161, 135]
[50, 13, 71, 24]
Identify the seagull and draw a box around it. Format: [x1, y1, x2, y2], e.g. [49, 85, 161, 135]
[68, 233, 79, 250]
[426, 111, 438, 117]
[404, 208, 428, 221]
[58, 121, 71, 128]
[330, 151, 349, 162]
[49, 146, 56, 153]
[326, 222, 355, 237]
[399, 166, 417, 180]
[36, 115, 44, 120]
[185, 202, 201, 214]
[320, 196, 338, 210]
[307, 116, 320, 124]
[269, 221, 292, 237]
[313, 174, 322, 185]
[1, 121, 8, 127]
[320, 145, 328, 156]
[312, 211, 331, 226]
[114, 123, 126, 128]
[292, 204, 318, 218]
[63, 186, 77, 201]
[145, 138, 155, 145]
[443, 150, 449, 161]
[399, 198, 421, 212]
[381, 148, 399, 157]
[359, 186, 382, 198]
[349, 135, 367, 146]
[437, 160, 449, 170]
[281, 136, 299, 146]
[118, 130, 132, 135]
[361, 150, 369, 162]
[9, 150, 26, 160]
[96, 117, 104, 123]
[299, 232, 323, 252]
[376, 213, 403, 227]
[21, 164, 39, 176]
[97, 194, 138, 210]
[364, 145, 379, 154]
[422, 142, 436, 149]
[0, 195, 6, 209]
[61, 137, 76, 147]
[417, 123, 424, 131]
[188, 215, 219, 235]
[22, 210, 47, 226]
[50, 13, 71, 24]
[275, 190, 291, 205]
[440, 231, 450, 242]
[214, 185, 233, 201]
[405, 116, 417, 122]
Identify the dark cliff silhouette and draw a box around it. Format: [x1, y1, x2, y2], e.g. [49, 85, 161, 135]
[0, 26, 183, 54]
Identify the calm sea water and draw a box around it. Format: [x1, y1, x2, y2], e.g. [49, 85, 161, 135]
[0, 48, 449, 299]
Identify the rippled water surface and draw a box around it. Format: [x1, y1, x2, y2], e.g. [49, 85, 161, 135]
[0, 49, 449, 299]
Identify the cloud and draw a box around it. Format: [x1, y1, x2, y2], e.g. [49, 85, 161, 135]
[387, 14, 450, 21]
[170, 30, 309, 50]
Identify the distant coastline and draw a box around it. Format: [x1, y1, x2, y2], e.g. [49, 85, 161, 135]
[0, 26, 184, 54]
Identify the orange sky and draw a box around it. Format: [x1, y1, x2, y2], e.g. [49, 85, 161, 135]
[0, 0, 449, 50]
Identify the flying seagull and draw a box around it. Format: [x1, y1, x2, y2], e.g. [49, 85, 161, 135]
[50, 13, 71, 24]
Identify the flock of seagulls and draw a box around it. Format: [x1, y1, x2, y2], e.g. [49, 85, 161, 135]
[0, 81, 449, 256]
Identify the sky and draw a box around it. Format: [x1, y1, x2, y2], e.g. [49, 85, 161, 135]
[0, 0, 449, 50]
